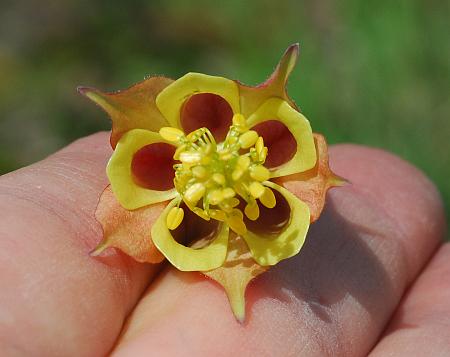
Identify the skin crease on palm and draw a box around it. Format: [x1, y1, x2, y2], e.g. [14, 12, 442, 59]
[0, 132, 447, 357]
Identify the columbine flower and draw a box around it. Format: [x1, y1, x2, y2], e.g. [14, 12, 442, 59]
[79, 44, 344, 321]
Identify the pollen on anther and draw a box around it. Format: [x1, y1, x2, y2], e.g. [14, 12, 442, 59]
[193, 207, 210, 220]
[222, 187, 236, 199]
[249, 181, 265, 199]
[244, 201, 260, 221]
[212, 173, 226, 186]
[167, 206, 184, 230]
[174, 145, 187, 160]
[232, 168, 244, 181]
[237, 155, 250, 170]
[256, 136, 264, 153]
[227, 209, 247, 235]
[184, 183, 206, 205]
[260, 187, 276, 208]
[192, 166, 207, 179]
[250, 165, 270, 182]
[209, 189, 224, 205]
[210, 209, 226, 221]
[172, 124, 276, 227]
[180, 151, 202, 164]
[239, 131, 259, 149]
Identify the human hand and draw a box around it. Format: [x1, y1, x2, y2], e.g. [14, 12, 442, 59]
[0, 132, 447, 356]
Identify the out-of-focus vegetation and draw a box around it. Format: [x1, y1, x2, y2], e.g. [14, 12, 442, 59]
[0, 0, 448, 222]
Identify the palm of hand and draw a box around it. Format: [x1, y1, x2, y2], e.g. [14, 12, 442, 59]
[0, 132, 447, 356]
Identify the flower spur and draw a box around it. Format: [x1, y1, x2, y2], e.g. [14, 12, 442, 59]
[79, 44, 344, 321]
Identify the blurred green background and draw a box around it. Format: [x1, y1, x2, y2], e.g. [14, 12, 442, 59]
[0, 1, 449, 223]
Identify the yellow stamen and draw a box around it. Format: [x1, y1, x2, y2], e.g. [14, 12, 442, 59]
[210, 209, 226, 221]
[209, 189, 224, 205]
[220, 197, 240, 213]
[160, 127, 185, 142]
[244, 201, 260, 221]
[184, 183, 206, 205]
[193, 207, 210, 220]
[239, 130, 259, 149]
[250, 165, 270, 182]
[256, 136, 264, 154]
[227, 209, 247, 235]
[170, 122, 276, 230]
[222, 187, 236, 199]
[202, 143, 213, 155]
[212, 173, 226, 186]
[180, 151, 202, 164]
[192, 166, 207, 179]
[259, 187, 276, 208]
[259, 147, 268, 162]
[174, 144, 187, 160]
[201, 155, 212, 165]
[166, 206, 184, 230]
[228, 197, 240, 207]
[249, 181, 265, 199]
[237, 155, 250, 170]
[231, 167, 244, 181]
[234, 183, 247, 199]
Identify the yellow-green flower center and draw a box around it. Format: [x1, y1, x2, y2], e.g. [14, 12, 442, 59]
[159, 114, 276, 236]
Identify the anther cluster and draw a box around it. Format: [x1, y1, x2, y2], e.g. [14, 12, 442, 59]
[159, 114, 276, 235]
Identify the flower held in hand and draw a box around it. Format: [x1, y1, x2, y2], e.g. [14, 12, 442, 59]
[79, 44, 344, 321]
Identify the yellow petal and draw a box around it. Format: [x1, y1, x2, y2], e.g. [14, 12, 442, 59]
[156, 73, 240, 129]
[107, 129, 177, 210]
[247, 98, 316, 178]
[152, 198, 229, 271]
[242, 182, 310, 266]
[277, 133, 347, 223]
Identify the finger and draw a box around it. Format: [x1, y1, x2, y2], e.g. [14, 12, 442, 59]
[0, 132, 163, 356]
[112, 144, 446, 357]
[369, 243, 450, 356]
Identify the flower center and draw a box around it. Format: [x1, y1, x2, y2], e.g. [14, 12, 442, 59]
[159, 114, 277, 235]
